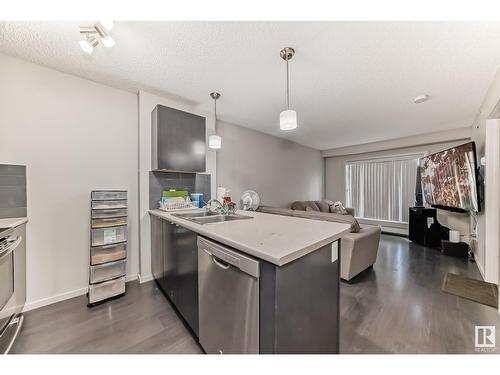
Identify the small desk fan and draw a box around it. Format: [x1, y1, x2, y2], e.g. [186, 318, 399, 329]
[240, 190, 260, 211]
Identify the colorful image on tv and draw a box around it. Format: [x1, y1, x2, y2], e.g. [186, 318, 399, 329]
[419, 142, 479, 212]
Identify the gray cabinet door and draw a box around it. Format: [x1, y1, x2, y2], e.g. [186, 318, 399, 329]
[152, 105, 206, 172]
[151, 217, 199, 337]
[162, 221, 176, 300]
[172, 224, 199, 336]
[150, 215, 163, 283]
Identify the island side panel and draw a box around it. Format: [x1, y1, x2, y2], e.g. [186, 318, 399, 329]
[259, 261, 277, 354]
[259, 240, 340, 354]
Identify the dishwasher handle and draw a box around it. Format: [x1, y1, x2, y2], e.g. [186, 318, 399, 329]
[198, 237, 260, 278]
[203, 249, 231, 270]
[211, 253, 230, 270]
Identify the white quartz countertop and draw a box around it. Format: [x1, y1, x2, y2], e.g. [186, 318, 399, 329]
[149, 209, 350, 266]
[0, 217, 28, 229]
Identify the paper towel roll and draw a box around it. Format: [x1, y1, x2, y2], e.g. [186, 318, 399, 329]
[449, 230, 460, 243]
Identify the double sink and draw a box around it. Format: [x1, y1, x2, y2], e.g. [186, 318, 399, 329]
[172, 210, 253, 225]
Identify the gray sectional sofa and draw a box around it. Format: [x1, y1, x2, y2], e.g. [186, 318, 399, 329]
[257, 200, 381, 281]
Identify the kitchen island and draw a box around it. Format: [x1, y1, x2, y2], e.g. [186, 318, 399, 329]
[149, 208, 351, 354]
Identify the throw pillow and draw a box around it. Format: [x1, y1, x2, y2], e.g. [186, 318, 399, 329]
[330, 201, 348, 215]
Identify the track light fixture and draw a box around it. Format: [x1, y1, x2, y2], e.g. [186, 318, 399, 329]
[79, 22, 116, 54]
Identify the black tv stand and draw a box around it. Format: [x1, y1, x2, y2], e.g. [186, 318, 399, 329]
[409, 207, 449, 248]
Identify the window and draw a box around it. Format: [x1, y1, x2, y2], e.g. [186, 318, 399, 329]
[345, 155, 420, 223]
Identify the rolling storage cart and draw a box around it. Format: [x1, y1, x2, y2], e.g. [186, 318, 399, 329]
[88, 190, 128, 306]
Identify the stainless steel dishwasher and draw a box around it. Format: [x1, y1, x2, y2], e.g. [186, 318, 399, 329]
[197, 236, 260, 354]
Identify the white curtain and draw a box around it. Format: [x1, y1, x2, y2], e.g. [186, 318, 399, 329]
[345, 156, 419, 223]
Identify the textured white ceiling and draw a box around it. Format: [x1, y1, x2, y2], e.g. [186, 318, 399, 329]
[1, 21, 500, 150]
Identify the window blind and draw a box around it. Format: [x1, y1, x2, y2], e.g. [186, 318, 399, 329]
[345, 155, 420, 223]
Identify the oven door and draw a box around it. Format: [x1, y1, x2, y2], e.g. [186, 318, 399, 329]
[0, 231, 23, 353]
[0, 238, 17, 334]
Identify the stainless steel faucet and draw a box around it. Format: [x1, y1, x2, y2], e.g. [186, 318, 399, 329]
[205, 199, 227, 214]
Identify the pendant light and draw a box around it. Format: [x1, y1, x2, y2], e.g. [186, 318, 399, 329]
[279, 47, 297, 130]
[208, 92, 222, 149]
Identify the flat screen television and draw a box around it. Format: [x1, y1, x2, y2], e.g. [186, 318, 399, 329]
[419, 141, 480, 213]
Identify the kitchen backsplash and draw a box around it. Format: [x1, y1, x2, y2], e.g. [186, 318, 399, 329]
[149, 171, 211, 209]
[0, 164, 27, 219]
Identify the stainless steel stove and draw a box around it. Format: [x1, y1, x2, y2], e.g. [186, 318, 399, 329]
[0, 224, 26, 353]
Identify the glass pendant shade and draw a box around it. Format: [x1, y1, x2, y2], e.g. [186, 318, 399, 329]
[208, 134, 222, 149]
[280, 109, 297, 130]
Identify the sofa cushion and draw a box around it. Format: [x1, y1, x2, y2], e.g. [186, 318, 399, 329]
[291, 210, 361, 233]
[256, 206, 293, 216]
[291, 201, 320, 212]
[314, 200, 334, 213]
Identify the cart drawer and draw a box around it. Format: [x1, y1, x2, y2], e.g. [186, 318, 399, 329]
[91, 217, 127, 229]
[88, 276, 125, 304]
[91, 243, 127, 265]
[91, 226, 127, 246]
[91, 200, 128, 210]
[91, 208, 127, 219]
[91, 191, 127, 201]
[90, 259, 126, 283]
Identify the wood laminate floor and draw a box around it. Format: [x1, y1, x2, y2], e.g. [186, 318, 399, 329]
[11, 235, 500, 354]
[340, 235, 500, 353]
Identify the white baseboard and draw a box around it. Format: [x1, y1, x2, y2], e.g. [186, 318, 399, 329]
[126, 274, 138, 282]
[23, 273, 139, 313]
[23, 287, 88, 312]
[381, 227, 409, 236]
[357, 218, 409, 236]
[138, 273, 153, 284]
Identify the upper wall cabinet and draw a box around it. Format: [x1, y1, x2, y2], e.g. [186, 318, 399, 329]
[152, 105, 206, 173]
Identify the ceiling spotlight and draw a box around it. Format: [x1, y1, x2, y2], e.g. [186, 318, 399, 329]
[414, 94, 430, 104]
[99, 20, 114, 31]
[95, 24, 115, 48]
[79, 35, 98, 54]
[80, 23, 116, 52]
[101, 35, 115, 48]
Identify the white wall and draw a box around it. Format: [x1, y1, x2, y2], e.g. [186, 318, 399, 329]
[324, 130, 472, 235]
[0, 53, 139, 309]
[216, 121, 323, 208]
[471, 66, 500, 282]
[137, 91, 216, 281]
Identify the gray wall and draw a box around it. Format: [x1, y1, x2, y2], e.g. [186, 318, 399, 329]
[0, 164, 27, 219]
[0, 53, 139, 310]
[216, 121, 323, 208]
[324, 138, 472, 234]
